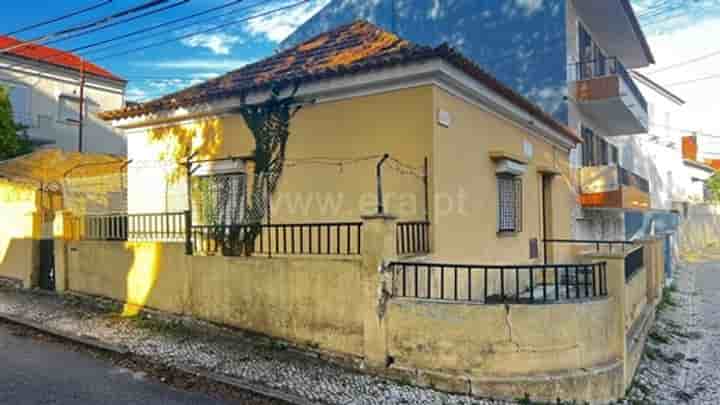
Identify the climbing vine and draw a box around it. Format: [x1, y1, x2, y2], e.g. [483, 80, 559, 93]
[234, 84, 302, 254]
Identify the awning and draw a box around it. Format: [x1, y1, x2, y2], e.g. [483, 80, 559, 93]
[0, 149, 126, 189]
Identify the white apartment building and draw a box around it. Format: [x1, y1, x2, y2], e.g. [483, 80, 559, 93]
[0, 35, 127, 155]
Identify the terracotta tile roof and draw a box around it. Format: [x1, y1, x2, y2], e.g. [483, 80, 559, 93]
[99, 20, 579, 144]
[0, 36, 124, 82]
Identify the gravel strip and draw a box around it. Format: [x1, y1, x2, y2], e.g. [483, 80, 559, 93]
[624, 249, 720, 404]
[0, 279, 513, 405]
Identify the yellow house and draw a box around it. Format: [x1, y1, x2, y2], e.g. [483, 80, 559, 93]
[100, 21, 581, 265]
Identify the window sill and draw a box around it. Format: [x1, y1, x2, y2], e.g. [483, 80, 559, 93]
[497, 230, 520, 237]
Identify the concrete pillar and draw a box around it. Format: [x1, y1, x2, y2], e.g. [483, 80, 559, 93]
[638, 238, 659, 305]
[582, 251, 627, 386]
[360, 213, 397, 370]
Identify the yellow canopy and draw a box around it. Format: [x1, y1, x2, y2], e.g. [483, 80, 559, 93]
[0, 149, 126, 188]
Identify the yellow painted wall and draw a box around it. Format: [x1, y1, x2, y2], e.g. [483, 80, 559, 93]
[125, 84, 579, 265]
[431, 87, 576, 263]
[128, 86, 434, 222]
[625, 265, 648, 331]
[67, 240, 365, 356]
[386, 298, 621, 378]
[0, 181, 38, 282]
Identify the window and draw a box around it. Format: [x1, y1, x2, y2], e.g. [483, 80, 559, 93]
[1, 82, 32, 127]
[58, 95, 99, 124]
[581, 125, 613, 166]
[497, 175, 522, 233]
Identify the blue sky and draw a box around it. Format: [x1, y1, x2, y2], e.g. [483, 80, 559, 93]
[3, 0, 720, 133]
[3, 0, 332, 100]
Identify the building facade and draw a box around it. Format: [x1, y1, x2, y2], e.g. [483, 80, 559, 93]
[100, 21, 581, 265]
[0, 36, 127, 155]
[282, 0, 655, 241]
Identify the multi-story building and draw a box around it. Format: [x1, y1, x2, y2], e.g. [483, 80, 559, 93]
[0, 36, 127, 155]
[282, 0, 655, 240]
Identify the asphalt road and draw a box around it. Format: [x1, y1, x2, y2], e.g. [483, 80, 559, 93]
[0, 323, 234, 405]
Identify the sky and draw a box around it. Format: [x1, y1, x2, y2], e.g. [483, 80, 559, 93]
[1, 0, 333, 101]
[3, 0, 720, 138]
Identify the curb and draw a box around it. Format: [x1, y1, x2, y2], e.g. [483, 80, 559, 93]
[0, 312, 129, 354]
[0, 312, 320, 405]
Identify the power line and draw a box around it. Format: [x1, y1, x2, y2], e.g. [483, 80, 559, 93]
[91, 1, 309, 62]
[44, 0, 191, 48]
[2, 0, 258, 73]
[4, 1, 114, 36]
[1, 0, 174, 54]
[647, 49, 720, 75]
[74, 0, 258, 58]
[663, 73, 720, 87]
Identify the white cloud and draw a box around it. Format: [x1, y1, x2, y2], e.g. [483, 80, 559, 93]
[181, 33, 243, 55]
[134, 59, 252, 71]
[515, 0, 544, 16]
[244, 0, 331, 42]
[126, 86, 151, 101]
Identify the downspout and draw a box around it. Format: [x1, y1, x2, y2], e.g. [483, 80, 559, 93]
[376, 154, 390, 215]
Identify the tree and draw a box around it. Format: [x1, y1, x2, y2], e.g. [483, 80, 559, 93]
[0, 86, 32, 159]
[706, 172, 720, 202]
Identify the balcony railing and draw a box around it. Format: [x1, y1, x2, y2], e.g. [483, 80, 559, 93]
[580, 165, 649, 193]
[396, 221, 430, 256]
[572, 57, 648, 112]
[625, 246, 645, 281]
[390, 261, 608, 304]
[191, 222, 363, 256]
[84, 212, 186, 241]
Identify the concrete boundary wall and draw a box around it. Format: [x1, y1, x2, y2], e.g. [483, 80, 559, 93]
[66, 241, 366, 357]
[678, 203, 720, 254]
[57, 216, 666, 403]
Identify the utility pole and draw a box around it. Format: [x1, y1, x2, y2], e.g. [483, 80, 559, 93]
[78, 58, 86, 153]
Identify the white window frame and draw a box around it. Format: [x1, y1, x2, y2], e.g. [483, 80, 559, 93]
[58, 94, 99, 125]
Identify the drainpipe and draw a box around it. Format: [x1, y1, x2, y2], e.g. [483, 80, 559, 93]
[376, 154, 390, 215]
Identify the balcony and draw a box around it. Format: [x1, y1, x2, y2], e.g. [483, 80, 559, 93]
[570, 57, 649, 135]
[579, 165, 650, 210]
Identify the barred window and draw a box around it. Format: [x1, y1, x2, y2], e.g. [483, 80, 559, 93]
[497, 175, 522, 233]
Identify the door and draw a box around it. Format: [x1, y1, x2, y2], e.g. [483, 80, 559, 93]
[541, 174, 554, 264]
[38, 239, 55, 291]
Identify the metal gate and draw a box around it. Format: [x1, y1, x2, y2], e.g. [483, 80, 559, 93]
[38, 239, 55, 291]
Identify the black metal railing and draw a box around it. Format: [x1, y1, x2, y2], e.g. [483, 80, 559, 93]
[618, 166, 650, 193]
[625, 246, 645, 281]
[84, 212, 186, 241]
[389, 261, 608, 304]
[397, 221, 430, 255]
[572, 57, 648, 112]
[543, 239, 637, 253]
[191, 222, 363, 256]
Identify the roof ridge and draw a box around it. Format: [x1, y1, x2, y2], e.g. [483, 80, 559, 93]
[0, 35, 124, 82]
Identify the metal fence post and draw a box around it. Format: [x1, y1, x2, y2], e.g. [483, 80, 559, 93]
[184, 210, 193, 255]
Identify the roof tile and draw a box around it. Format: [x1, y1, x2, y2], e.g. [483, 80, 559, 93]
[0, 36, 123, 82]
[99, 20, 578, 143]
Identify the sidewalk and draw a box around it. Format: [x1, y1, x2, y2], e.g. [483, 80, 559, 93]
[0, 278, 507, 405]
[624, 248, 720, 404]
